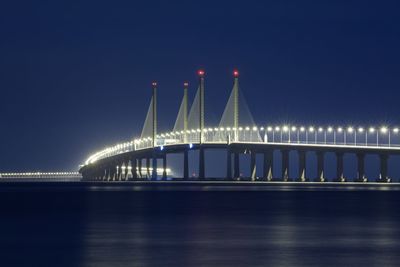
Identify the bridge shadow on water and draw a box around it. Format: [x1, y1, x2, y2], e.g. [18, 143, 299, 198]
[0, 184, 399, 266]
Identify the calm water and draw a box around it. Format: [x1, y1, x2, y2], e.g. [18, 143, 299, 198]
[0, 183, 399, 267]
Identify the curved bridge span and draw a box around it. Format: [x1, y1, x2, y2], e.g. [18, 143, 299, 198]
[80, 70, 400, 182]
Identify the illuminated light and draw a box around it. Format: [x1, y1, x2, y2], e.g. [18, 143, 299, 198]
[208, 128, 213, 131]
[260, 127, 265, 131]
[267, 126, 273, 132]
[152, 82, 157, 86]
[358, 127, 364, 133]
[275, 126, 281, 131]
[291, 126, 297, 131]
[198, 70, 205, 76]
[215, 128, 219, 132]
[196, 129, 201, 132]
[183, 82, 189, 87]
[227, 127, 231, 131]
[347, 127, 354, 133]
[203, 129, 208, 133]
[300, 127, 305, 132]
[245, 127, 250, 131]
[233, 70, 239, 77]
[380, 127, 388, 134]
[282, 126, 289, 132]
[252, 126, 258, 131]
[393, 128, 399, 133]
[369, 127, 375, 133]
[220, 127, 225, 131]
[318, 127, 324, 132]
[189, 143, 193, 149]
[191, 129, 196, 133]
[337, 127, 343, 133]
[327, 127, 333, 133]
[239, 127, 243, 131]
[232, 127, 237, 130]
[160, 146, 164, 151]
[309, 127, 315, 132]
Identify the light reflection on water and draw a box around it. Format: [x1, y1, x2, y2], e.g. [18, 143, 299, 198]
[0, 185, 399, 266]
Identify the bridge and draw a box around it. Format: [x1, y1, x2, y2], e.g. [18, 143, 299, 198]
[80, 70, 400, 183]
[0, 172, 82, 181]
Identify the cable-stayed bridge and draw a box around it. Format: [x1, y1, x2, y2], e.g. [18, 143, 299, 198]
[80, 70, 400, 183]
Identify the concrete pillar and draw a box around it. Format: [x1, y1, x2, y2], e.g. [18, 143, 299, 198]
[146, 158, 151, 179]
[138, 159, 142, 178]
[263, 150, 273, 181]
[226, 149, 232, 180]
[356, 153, 367, 182]
[378, 154, 390, 182]
[298, 150, 306, 182]
[199, 147, 205, 179]
[282, 150, 289, 181]
[152, 155, 158, 180]
[162, 153, 167, 180]
[250, 150, 256, 181]
[335, 152, 345, 182]
[316, 151, 325, 182]
[234, 152, 240, 179]
[131, 158, 137, 180]
[183, 150, 189, 180]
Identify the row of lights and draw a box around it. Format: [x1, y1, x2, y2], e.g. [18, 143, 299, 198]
[86, 125, 400, 165]
[0, 172, 80, 176]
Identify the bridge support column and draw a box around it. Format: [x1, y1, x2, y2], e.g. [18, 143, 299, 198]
[131, 158, 137, 180]
[316, 151, 325, 182]
[162, 153, 167, 180]
[117, 166, 122, 181]
[335, 152, 345, 182]
[250, 150, 256, 181]
[183, 150, 189, 180]
[138, 159, 142, 178]
[199, 147, 205, 180]
[378, 154, 390, 182]
[298, 150, 307, 182]
[263, 150, 273, 181]
[227, 149, 232, 180]
[104, 168, 109, 181]
[282, 150, 289, 181]
[356, 153, 367, 182]
[234, 152, 240, 179]
[152, 154, 158, 180]
[146, 158, 150, 179]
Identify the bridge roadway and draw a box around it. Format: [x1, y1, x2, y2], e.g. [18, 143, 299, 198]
[80, 141, 400, 183]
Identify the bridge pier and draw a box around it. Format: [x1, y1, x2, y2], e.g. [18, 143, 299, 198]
[138, 159, 143, 178]
[199, 147, 205, 180]
[131, 158, 137, 180]
[356, 153, 367, 182]
[152, 153, 158, 180]
[183, 150, 189, 180]
[335, 152, 345, 182]
[378, 154, 390, 182]
[281, 150, 289, 181]
[263, 150, 273, 181]
[234, 152, 240, 179]
[162, 153, 167, 180]
[227, 149, 232, 180]
[298, 150, 306, 182]
[250, 150, 256, 181]
[316, 151, 325, 182]
[146, 158, 150, 179]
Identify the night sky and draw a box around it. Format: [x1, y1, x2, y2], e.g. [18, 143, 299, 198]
[1, 0, 400, 172]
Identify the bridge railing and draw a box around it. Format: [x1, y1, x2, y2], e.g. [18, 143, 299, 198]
[84, 125, 400, 165]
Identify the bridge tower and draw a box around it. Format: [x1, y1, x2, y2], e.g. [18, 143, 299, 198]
[233, 70, 239, 141]
[151, 82, 158, 179]
[198, 70, 205, 179]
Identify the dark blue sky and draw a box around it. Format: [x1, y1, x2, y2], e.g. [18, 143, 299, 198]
[1, 0, 400, 171]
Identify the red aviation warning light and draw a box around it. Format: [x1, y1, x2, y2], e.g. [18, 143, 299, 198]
[233, 70, 239, 78]
[198, 70, 205, 77]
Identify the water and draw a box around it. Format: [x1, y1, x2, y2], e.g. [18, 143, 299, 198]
[0, 183, 399, 266]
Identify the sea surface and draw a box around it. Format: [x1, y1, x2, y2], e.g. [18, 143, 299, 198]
[0, 182, 400, 267]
